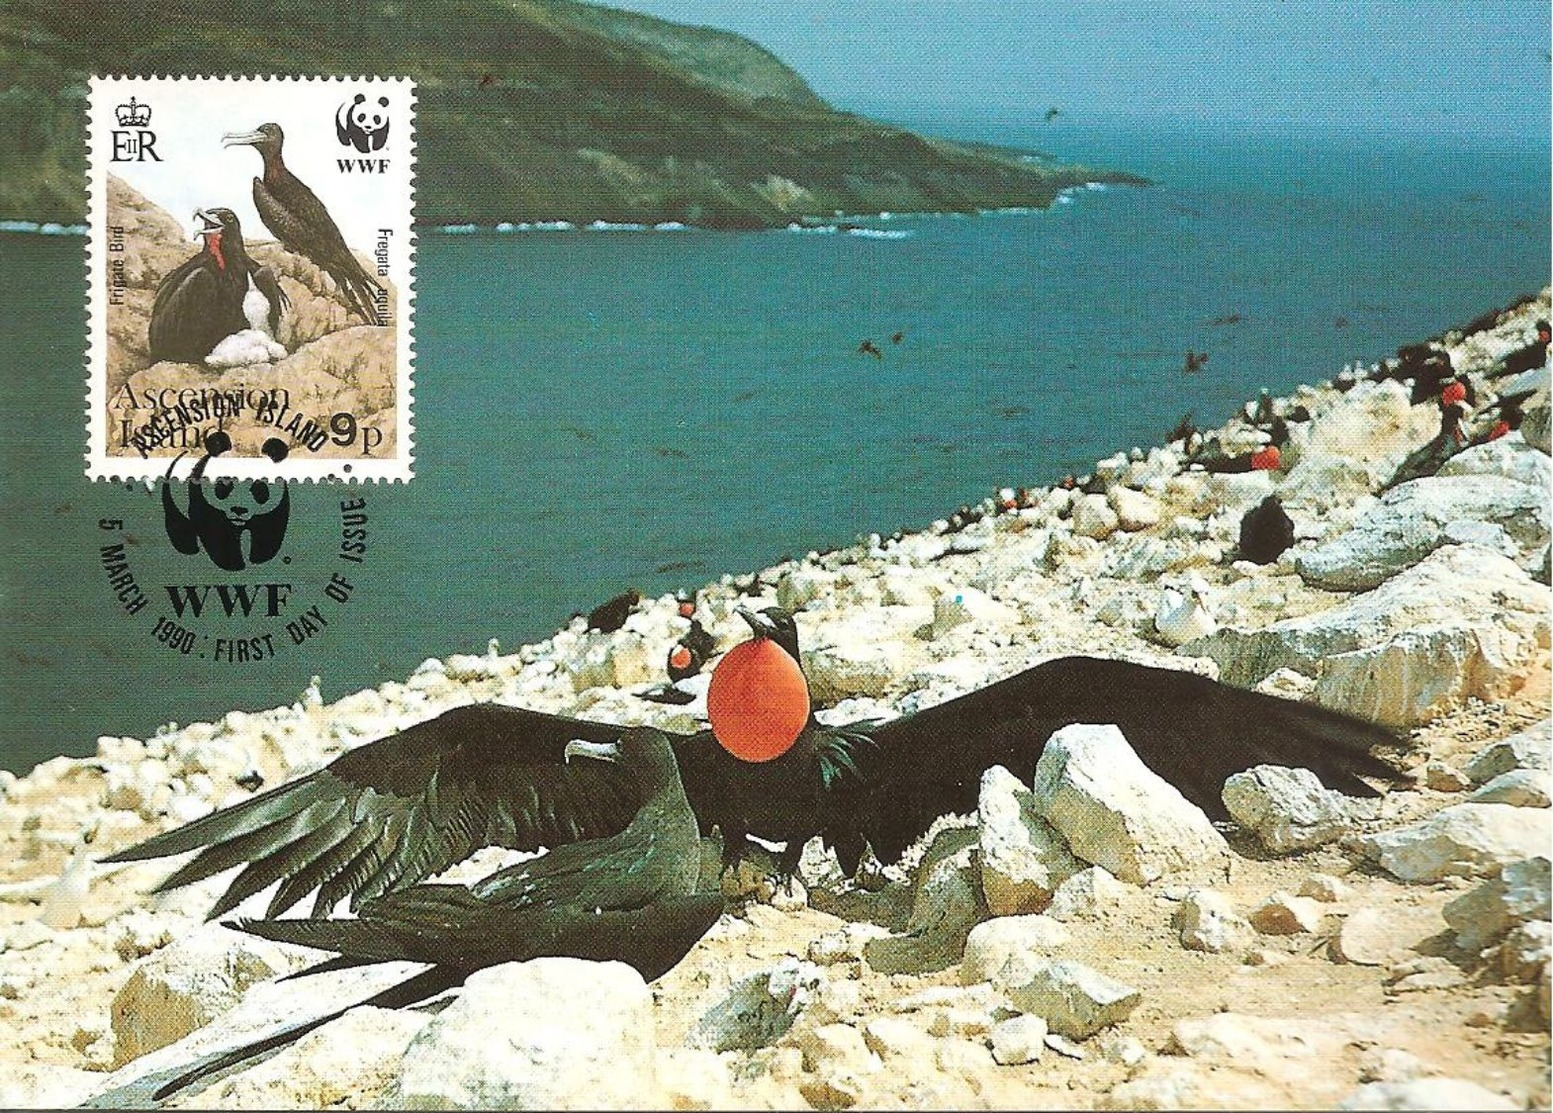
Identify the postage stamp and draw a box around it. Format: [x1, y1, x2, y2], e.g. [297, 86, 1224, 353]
[85, 75, 415, 482]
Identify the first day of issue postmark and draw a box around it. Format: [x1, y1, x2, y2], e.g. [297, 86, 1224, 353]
[87, 75, 416, 482]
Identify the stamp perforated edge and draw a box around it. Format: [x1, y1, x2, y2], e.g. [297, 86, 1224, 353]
[83, 74, 417, 484]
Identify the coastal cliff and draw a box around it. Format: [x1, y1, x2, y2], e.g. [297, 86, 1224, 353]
[1, 0, 1143, 229]
[0, 293, 1547, 1109]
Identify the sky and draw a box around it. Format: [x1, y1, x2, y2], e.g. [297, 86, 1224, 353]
[608, 1, 1551, 137]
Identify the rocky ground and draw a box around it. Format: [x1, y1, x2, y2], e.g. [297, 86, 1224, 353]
[3, 293, 1550, 1109]
[104, 176, 400, 462]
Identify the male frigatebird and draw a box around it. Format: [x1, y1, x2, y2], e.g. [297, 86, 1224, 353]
[148, 208, 287, 364]
[87, 728, 720, 1106]
[102, 607, 1399, 918]
[222, 123, 386, 326]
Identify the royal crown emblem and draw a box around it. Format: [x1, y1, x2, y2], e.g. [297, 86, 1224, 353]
[115, 98, 151, 127]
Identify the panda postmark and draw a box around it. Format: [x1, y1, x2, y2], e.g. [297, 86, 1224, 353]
[97, 431, 372, 666]
[86, 75, 416, 482]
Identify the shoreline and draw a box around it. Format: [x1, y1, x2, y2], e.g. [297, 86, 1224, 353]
[0, 182, 1125, 241]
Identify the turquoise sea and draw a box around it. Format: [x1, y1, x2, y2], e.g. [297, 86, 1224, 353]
[1, 115, 1548, 772]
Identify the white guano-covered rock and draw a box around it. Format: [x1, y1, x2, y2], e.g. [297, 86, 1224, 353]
[959, 915, 1071, 985]
[1465, 723, 1551, 784]
[1296, 475, 1549, 590]
[1222, 765, 1357, 854]
[1442, 855, 1551, 953]
[1174, 889, 1254, 954]
[1276, 379, 1438, 514]
[803, 641, 911, 701]
[1193, 546, 1550, 728]
[1031, 724, 1228, 885]
[1468, 768, 1551, 808]
[930, 586, 1018, 639]
[1108, 486, 1162, 531]
[688, 957, 820, 1052]
[205, 1006, 427, 1108]
[1439, 435, 1553, 489]
[1047, 866, 1130, 922]
[978, 765, 1081, 915]
[989, 1014, 1048, 1065]
[392, 959, 654, 1110]
[1072, 494, 1120, 540]
[110, 924, 316, 1066]
[1335, 1078, 1518, 1110]
[1351, 804, 1550, 883]
[1001, 959, 1142, 1040]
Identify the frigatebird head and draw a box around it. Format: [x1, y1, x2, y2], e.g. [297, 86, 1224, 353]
[222, 122, 284, 155]
[192, 207, 242, 265]
[735, 605, 802, 663]
[565, 728, 681, 796]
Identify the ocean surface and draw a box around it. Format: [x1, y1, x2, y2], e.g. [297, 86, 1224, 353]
[1, 115, 1548, 773]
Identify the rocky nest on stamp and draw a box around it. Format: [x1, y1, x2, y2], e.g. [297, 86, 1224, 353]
[105, 177, 399, 461]
[0, 295, 1549, 1110]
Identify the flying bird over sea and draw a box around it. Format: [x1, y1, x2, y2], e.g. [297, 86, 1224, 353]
[223, 123, 386, 326]
[89, 728, 719, 1106]
[858, 338, 883, 360]
[148, 207, 287, 363]
[1044, 106, 1061, 122]
[103, 604, 1401, 919]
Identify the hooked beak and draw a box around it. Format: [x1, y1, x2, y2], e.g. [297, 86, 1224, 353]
[222, 129, 266, 149]
[193, 208, 222, 236]
[564, 739, 620, 765]
[735, 606, 777, 638]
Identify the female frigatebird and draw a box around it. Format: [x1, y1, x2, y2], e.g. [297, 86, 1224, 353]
[102, 607, 1400, 917]
[87, 728, 721, 1106]
[222, 122, 386, 326]
[148, 207, 288, 364]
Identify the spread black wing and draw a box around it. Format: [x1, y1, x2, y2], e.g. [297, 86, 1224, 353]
[234, 890, 725, 980]
[101, 704, 668, 919]
[859, 656, 1402, 864]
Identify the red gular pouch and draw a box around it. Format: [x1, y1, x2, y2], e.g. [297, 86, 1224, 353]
[707, 636, 810, 763]
[1250, 444, 1281, 472]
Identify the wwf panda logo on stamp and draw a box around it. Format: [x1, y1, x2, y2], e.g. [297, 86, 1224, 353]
[86, 75, 416, 482]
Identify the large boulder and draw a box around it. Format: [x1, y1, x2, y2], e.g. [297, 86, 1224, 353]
[1222, 765, 1359, 854]
[977, 765, 1080, 915]
[1296, 475, 1547, 590]
[110, 924, 316, 1066]
[1351, 804, 1549, 883]
[959, 915, 1070, 985]
[1000, 959, 1142, 1040]
[1031, 724, 1228, 885]
[1191, 546, 1549, 727]
[1439, 436, 1552, 489]
[1275, 380, 1439, 514]
[391, 959, 655, 1109]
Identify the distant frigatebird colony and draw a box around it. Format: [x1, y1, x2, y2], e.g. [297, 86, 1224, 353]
[146, 122, 385, 367]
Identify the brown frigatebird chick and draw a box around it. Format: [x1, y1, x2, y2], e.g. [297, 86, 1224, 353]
[222, 123, 386, 326]
[101, 612, 1400, 918]
[86, 729, 719, 1107]
[148, 207, 288, 363]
